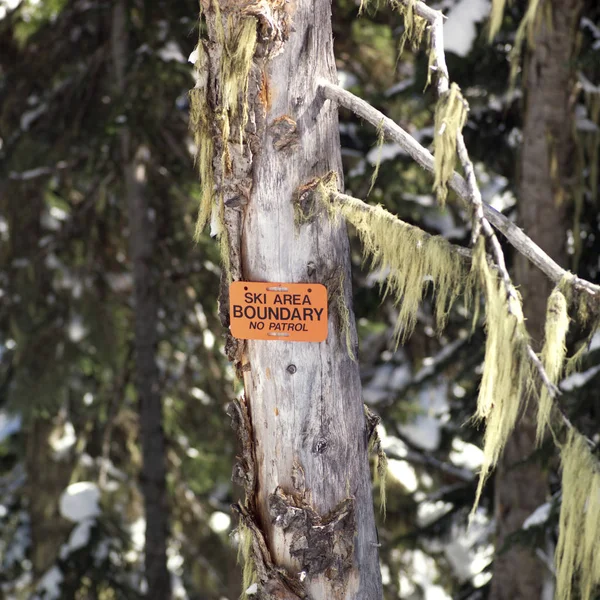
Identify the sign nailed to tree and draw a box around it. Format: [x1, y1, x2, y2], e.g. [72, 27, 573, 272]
[229, 282, 328, 342]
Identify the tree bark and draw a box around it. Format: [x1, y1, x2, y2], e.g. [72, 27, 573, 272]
[3, 179, 76, 583]
[26, 411, 75, 580]
[490, 2, 583, 599]
[111, 2, 171, 597]
[197, 1, 382, 598]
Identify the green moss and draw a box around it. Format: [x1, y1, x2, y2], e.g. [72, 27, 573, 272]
[433, 84, 467, 205]
[470, 240, 532, 514]
[556, 430, 600, 600]
[536, 285, 570, 444]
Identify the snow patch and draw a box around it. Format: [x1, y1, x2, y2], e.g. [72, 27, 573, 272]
[61, 518, 94, 557]
[158, 41, 187, 63]
[397, 382, 449, 452]
[560, 365, 600, 392]
[246, 583, 258, 595]
[35, 566, 63, 600]
[444, 0, 490, 57]
[9, 166, 53, 180]
[387, 459, 418, 493]
[20, 103, 48, 131]
[130, 517, 146, 551]
[523, 502, 551, 529]
[0, 0, 22, 20]
[366, 142, 408, 166]
[59, 482, 101, 523]
[449, 438, 484, 471]
[0, 412, 21, 442]
[50, 421, 76, 457]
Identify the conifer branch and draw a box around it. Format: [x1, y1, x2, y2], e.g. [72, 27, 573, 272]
[330, 190, 473, 260]
[411, 1, 569, 410]
[320, 2, 600, 446]
[318, 78, 600, 299]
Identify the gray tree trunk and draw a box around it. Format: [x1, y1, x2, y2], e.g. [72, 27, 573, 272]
[111, 2, 171, 597]
[490, 2, 583, 598]
[198, 1, 382, 598]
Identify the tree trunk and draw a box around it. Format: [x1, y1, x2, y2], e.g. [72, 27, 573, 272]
[490, 2, 583, 598]
[26, 415, 75, 579]
[196, 1, 382, 598]
[111, 2, 171, 597]
[4, 180, 76, 583]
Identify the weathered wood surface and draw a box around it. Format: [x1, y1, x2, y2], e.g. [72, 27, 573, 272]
[241, 3, 382, 596]
[199, 0, 383, 598]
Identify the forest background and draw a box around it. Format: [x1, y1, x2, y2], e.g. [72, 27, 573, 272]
[1, 0, 600, 599]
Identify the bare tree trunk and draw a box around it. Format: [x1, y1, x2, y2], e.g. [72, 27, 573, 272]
[197, 1, 382, 598]
[26, 415, 75, 579]
[111, 2, 171, 597]
[490, 2, 583, 598]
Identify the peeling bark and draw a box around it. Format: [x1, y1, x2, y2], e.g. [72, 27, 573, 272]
[491, 2, 583, 599]
[197, 1, 382, 597]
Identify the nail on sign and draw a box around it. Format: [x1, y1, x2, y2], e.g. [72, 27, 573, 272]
[229, 282, 328, 342]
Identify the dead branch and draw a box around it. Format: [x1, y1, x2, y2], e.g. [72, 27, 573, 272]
[317, 78, 600, 299]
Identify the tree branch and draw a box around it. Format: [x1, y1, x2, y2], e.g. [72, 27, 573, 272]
[330, 190, 473, 260]
[320, 0, 600, 447]
[318, 78, 600, 298]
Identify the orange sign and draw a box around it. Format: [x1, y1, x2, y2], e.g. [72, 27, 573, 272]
[229, 282, 328, 342]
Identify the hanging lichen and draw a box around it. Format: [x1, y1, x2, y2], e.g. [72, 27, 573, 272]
[555, 430, 600, 600]
[488, 0, 507, 41]
[318, 182, 470, 343]
[391, 0, 428, 55]
[368, 121, 385, 197]
[237, 521, 258, 599]
[565, 291, 600, 376]
[333, 272, 358, 362]
[220, 16, 258, 141]
[365, 405, 388, 518]
[189, 9, 257, 238]
[470, 240, 532, 513]
[508, 0, 549, 88]
[189, 43, 215, 240]
[536, 285, 570, 444]
[359, 0, 428, 55]
[433, 84, 468, 205]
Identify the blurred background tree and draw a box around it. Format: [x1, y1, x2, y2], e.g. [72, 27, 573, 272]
[0, 0, 599, 599]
